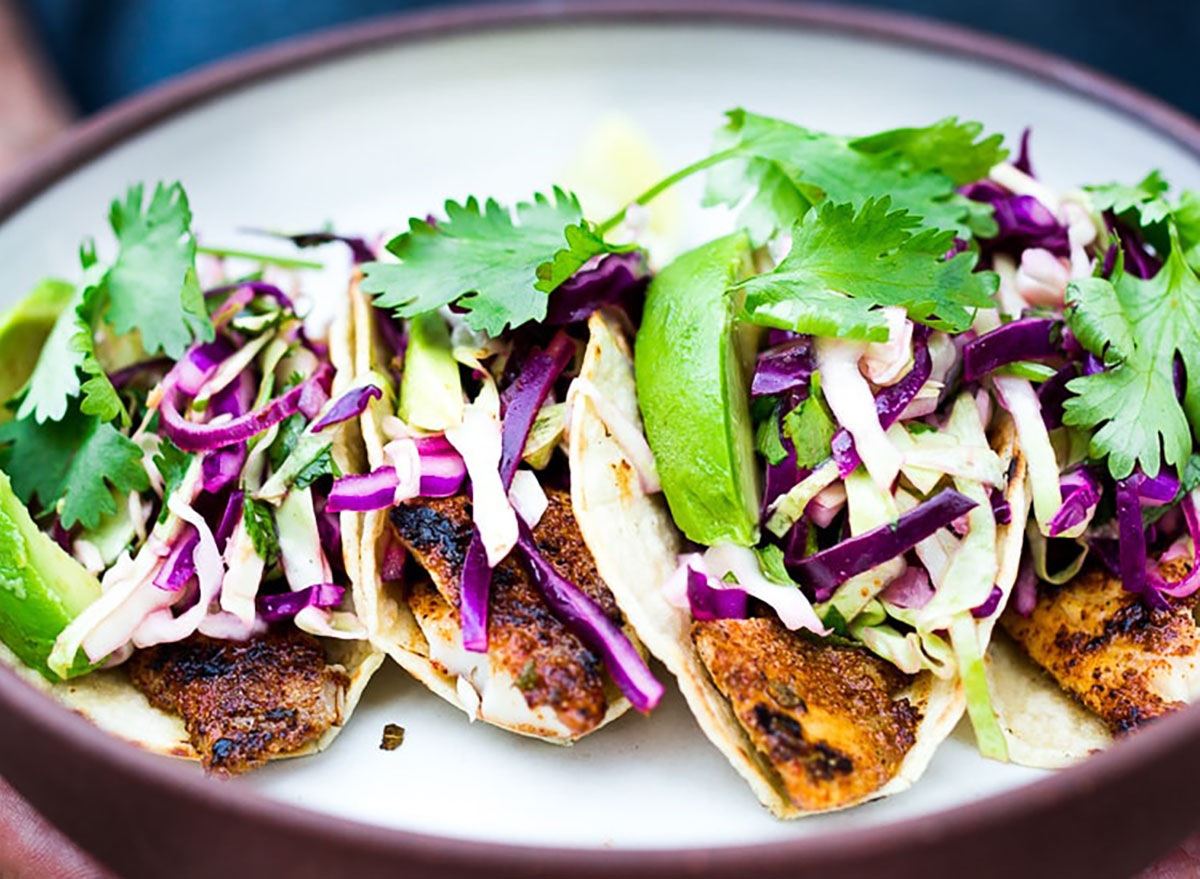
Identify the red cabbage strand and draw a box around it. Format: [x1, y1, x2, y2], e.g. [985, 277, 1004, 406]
[687, 566, 749, 621]
[962, 318, 1060, 382]
[516, 522, 662, 713]
[787, 489, 977, 600]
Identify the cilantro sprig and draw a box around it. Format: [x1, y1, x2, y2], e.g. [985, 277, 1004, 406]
[1064, 222, 1200, 479]
[104, 183, 211, 358]
[734, 198, 997, 339]
[703, 110, 1006, 244]
[361, 187, 634, 336]
[1, 181, 211, 528]
[0, 403, 148, 530]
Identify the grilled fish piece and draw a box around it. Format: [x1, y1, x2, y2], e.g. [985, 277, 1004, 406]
[1001, 561, 1200, 734]
[389, 489, 621, 736]
[127, 631, 348, 775]
[692, 617, 919, 811]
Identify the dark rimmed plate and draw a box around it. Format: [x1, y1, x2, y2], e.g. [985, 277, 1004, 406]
[1, 3, 1198, 877]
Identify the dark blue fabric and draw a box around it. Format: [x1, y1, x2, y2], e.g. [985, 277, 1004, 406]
[18, 0, 1200, 117]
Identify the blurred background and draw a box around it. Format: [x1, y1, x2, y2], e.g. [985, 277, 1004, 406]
[1, 0, 1196, 178]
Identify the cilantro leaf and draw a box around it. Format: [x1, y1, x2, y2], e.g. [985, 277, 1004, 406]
[1176, 190, 1200, 273]
[74, 275, 127, 426]
[153, 438, 193, 523]
[0, 403, 148, 530]
[293, 443, 341, 489]
[268, 413, 306, 470]
[735, 198, 998, 339]
[848, 117, 1008, 188]
[1063, 231, 1200, 479]
[782, 377, 836, 468]
[704, 110, 1006, 243]
[1086, 171, 1171, 226]
[754, 544, 799, 587]
[755, 407, 789, 465]
[243, 496, 279, 566]
[361, 188, 631, 336]
[104, 182, 212, 358]
[15, 284, 83, 424]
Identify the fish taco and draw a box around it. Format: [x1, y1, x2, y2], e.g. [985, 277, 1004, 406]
[0, 184, 382, 774]
[340, 208, 662, 742]
[947, 138, 1200, 766]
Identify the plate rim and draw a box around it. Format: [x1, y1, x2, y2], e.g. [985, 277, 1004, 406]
[0, 2, 1198, 876]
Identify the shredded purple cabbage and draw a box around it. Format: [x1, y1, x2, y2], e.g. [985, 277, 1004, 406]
[1109, 216, 1161, 280]
[686, 566, 749, 620]
[1013, 128, 1035, 176]
[154, 527, 198, 591]
[1138, 471, 1180, 506]
[326, 468, 400, 513]
[159, 361, 333, 452]
[312, 385, 382, 432]
[316, 499, 342, 568]
[751, 337, 814, 398]
[174, 338, 235, 396]
[1047, 468, 1102, 537]
[788, 489, 978, 599]
[964, 183, 1070, 258]
[1012, 556, 1038, 617]
[516, 522, 662, 712]
[1116, 474, 1168, 609]
[971, 585, 1004, 618]
[215, 490, 244, 552]
[879, 566, 933, 609]
[545, 252, 648, 326]
[1150, 494, 1200, 598]
[260, 583, 345, 622]
[989, 487, 1012, 525]
[962, 317, 1060, 382]
[1037, 364, 1079, 430]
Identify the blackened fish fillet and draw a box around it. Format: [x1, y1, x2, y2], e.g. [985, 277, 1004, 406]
[127, 630, 348, 775]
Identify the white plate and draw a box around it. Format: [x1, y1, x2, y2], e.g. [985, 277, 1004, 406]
[1, 13, 1197, 853]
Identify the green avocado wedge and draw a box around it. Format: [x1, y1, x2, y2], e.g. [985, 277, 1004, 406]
[0, 278, 75, 421]
[635, 232, 761, 547]
[398, 310, 464, 431]
[0, 470, 101, 680]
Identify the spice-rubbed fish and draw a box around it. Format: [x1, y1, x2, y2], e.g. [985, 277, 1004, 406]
[693, 618, 920, 811]
[1001, 560, 1200, 734]
[389, 490, 622, 737]
[128, 631, 350, 775]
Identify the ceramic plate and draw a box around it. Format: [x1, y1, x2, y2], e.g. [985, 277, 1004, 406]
[1, 4, 1197, 877]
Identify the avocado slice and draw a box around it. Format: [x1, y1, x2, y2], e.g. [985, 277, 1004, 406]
[398, 311, 464, 431]
[0, 278, 75, 421]
[0, 470, 101, 680]
[635, 232, 761, 546]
